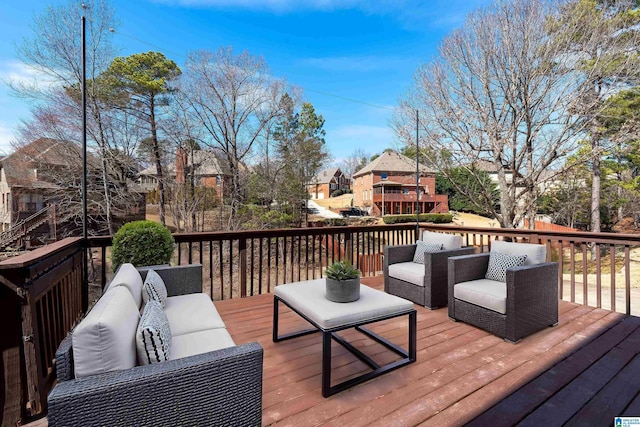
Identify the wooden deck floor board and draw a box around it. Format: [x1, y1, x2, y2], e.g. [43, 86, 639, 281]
[29, 275, 640, 427]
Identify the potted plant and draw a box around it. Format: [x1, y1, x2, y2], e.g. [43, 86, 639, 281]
[324, 260, 361, 303]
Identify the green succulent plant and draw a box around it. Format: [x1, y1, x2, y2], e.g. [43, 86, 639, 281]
[325, 260, 360, 281]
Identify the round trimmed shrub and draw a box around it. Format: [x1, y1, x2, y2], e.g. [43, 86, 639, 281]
[111, 220, 175, 270]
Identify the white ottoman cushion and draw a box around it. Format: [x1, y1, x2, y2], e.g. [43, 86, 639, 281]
[454, 278, 507, 314]
[107, 263, 144, 308]
[388, 262, 425, 286]
[274, 279, 414, 329]
[72, 286, 140, 378]
[164, 293, 226, 336]
[171, 328, 236, 360]
[422, 231, 462, 250]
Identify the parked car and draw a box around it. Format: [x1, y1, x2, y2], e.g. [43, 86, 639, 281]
[340, 207, 368, 217]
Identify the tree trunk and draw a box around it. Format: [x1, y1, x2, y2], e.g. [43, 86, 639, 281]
[150, 96, 166, 226]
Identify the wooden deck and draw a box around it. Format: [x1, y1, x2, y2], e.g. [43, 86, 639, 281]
[27, 276, 640, 427]
[216, 276, 640, 426]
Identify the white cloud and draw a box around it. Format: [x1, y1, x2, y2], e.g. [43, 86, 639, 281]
[150, 0, 493, 30]
[0, 124, 16, 156]
[0, 60, 58, 91]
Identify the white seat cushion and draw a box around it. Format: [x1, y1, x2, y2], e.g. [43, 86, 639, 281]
[491, 241, 546, 265]
[171, 328, 236, 360]
[454, 279, 506, 314]
[274, 279, 414, 330]
[107, 263, 144, 308]
[422, 231, 462, 250]
[72, 286, 140, 378]
[388, 262, 425, 286]
[164, 293, 226, 336]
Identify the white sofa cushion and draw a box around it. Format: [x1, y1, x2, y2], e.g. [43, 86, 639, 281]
[454, 278, 506, 314]
[422, 231, 462, 250]
[388, 262, 425, 286]
[485, 251, 527, 282]
[413, 241, 443, 264]
[171, 328, 236, 360]
[72, 286, 140, 378]
[107, 263, 144, 308]
[136, 300, 171, 365]
[164, 293, 226, 336]
[142, 269, 168, 308]
[491, 241, 546, 265]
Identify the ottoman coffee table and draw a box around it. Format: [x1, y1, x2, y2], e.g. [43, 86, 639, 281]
[273, 279, 416, 397]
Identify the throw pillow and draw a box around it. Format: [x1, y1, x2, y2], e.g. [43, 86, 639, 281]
[485, 251, 527, 282]
[136, 300, 171, 365]
[413, 241, 444, 264]
[142, 269, 168, 308]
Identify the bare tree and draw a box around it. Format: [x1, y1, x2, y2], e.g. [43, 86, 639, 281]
[396, 0, 596, 228]
[341, 148, 369, 181]
[182, 48, 287, 228]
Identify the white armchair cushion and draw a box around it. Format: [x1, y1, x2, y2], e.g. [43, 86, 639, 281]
[485, 251, 527, 282]
[491, 241, 546, 265]
[136, 300, 171, 365]
[142, 269, 168, 308]
[422, 231, 462, 250]
[72, 286, 140, 378]
[388, 262, 425, 286]
[412, 241, 443, 264]
[454, 279, 507, 314]
[107, 263, 144, 308]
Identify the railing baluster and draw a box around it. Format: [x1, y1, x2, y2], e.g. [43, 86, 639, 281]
[626, 245, 631, 315]
[570, 242, 576, 303]
[611, 244, 616, 313]
[582, 243, 588, 306]
[596, 243, 601, 308]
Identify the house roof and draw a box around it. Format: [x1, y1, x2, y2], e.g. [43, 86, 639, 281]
[139, 149, 229, 177]
[1, 138, 87, 189]
[353, 151, 435, 178]
[311, 167, 342, 185]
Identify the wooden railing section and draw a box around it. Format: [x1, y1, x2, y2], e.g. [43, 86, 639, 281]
[0, 237, 84, 425]
[3, 223, 640, 424]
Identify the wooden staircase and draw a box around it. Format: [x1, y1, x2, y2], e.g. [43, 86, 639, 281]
[0, 206, 52, 250]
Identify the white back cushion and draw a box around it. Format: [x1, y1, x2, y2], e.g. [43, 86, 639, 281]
[490, 241, 546, 265]
[108, 263, 144, 308]
[422, 231, 462, 250]
[73, 286, 140, 378]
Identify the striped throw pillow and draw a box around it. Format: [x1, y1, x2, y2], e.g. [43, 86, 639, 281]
[136, 300, 171, 365]
[142, 269, 168, 308]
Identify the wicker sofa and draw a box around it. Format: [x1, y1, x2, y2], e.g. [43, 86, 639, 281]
[47, 263, 263, 427]
[384, 231, 475, 309]
[448, 241, 559, 343]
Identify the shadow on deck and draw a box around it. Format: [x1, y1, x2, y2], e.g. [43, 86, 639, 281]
[215, 276, 639, 426]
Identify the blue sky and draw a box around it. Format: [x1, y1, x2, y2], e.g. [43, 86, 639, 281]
[0, 0, 491, 162]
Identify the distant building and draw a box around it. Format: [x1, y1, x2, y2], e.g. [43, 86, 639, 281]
[352, 151, 448, 216]
[308, 167, 350, 199]
[139, 147, 229, 203]
[0, 138, 145, 246]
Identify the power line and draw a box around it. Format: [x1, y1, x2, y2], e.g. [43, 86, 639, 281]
[110, 29, 396, 112]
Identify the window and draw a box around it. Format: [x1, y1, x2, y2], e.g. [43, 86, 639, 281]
[403, 189, 409, 195]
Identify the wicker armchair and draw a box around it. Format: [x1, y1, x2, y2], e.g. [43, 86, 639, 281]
[47, 264, 263, 427]
[384, 231, 475, 309]
[448, 241, 559, 343]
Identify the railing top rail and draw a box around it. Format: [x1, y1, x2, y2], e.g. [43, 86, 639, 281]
[88, 223, 418, 247]
[424, 224, 640, 246]
[0, 237, 83, 270]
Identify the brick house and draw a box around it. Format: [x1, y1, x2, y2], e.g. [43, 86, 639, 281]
[352, 151, 448, 216]
[308, 167, 350, 199]
[139, 147, 228, 203]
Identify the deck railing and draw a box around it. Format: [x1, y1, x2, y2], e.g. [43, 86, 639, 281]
[2, 222, 640, 424]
